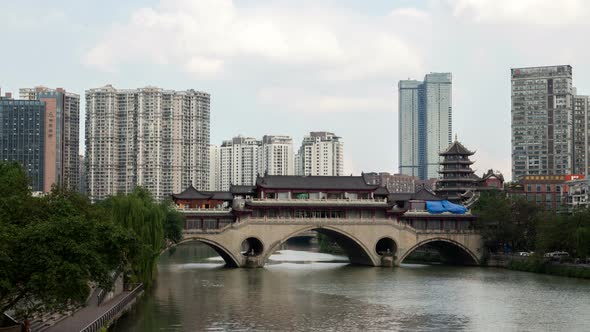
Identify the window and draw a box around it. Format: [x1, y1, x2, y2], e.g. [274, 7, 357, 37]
[536, 185, 541, 192]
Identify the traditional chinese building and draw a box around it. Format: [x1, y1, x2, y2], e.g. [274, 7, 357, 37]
[171, 185, 235, 230]
[172, 175, 476, 233]
[436, 139, 479, 202]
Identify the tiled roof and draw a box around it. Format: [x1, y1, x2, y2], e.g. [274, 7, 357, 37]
[172, 185, 233, 200]
[255, 175, 379, 190]
[230, 185, 256, 194]
[440, 140, 474, 156]
[388, 188, 443, 202]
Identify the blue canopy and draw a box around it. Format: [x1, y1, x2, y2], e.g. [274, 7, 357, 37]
[425, 200, 467, 214]
[441, 200, 467, 214]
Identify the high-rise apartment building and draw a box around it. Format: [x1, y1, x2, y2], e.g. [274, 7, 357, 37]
[211, 135, 295, 190]
[296, 132, 344, 176]
[398, 73, 452, 180]
[85, 85, 210, 201]
[261, 135, 294, 176]
[511, 66, 574, 179]
[573, 94, 590, 175]
[209, 144, 221, 191]
[218, 136, 261, 191]
[20, 87, 80, 192]
[0, 93, 46, 192]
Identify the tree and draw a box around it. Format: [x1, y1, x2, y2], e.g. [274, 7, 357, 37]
[162, 202, 184, 244]
[0, 162, 137, 319]
[472, 191, 540, 252]
[107, 187, 165, 287]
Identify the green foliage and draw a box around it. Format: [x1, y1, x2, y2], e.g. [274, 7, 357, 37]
[509, 258, 590, 279]
[317, 234, 344, 254]
[161, 200, 184, 244]
[105, 187, 165, 288]
[472, 191, 539, 252]
[474, 190, 590, 259]
[508, 257, 545, 273]
[0, 162, 138, 319]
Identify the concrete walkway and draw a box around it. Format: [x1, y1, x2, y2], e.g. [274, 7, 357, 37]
[44, 292, 130, 332]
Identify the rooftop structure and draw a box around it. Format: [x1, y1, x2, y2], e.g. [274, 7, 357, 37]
[435, 139, 479, 202]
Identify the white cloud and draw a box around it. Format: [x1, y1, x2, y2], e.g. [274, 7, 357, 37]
[83, 0, 422, 78]
[390, 7, 430, 21]
[449, 0, 590, 24]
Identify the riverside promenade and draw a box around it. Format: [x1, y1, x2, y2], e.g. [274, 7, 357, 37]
[43, 284, 143, 332]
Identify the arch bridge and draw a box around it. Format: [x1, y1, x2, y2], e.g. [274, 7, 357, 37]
[173, 174, 483, 268]
[180, 219, 483, 268]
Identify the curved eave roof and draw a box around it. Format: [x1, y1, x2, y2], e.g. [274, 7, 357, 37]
[440, 140, 475, 156]
[172, 185, 233, 201]
[172, 185, 213, 200]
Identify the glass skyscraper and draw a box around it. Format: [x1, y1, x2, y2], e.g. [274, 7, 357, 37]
[398, 73, 452, 180]
[0, 95, 46, 191]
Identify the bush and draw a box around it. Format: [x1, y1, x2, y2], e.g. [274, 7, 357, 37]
[508, 257, 590, 279]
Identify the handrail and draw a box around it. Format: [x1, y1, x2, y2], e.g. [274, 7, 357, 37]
[175, 207, 232, 212]
[80, 283, 144, 332]
[250, 198, 388, 203]
[96, 289, 105, 306]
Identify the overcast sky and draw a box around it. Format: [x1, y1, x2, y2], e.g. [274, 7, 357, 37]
[3, 0, 590, 180]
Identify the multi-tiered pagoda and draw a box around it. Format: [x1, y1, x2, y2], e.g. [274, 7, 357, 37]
[436, 139, 479, 202]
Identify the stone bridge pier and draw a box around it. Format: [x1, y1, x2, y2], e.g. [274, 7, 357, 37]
[180, 221, 484, 268]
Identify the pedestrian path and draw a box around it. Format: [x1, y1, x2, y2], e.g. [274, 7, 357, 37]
[43, 292, 130, 332]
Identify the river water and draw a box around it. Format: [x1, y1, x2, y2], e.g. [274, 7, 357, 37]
[112, 242, 590, 331]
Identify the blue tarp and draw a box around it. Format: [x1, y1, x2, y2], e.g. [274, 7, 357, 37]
[426, 201, 446, 214]
[441, 200, 467, 214]
[426, 200, 467, 214]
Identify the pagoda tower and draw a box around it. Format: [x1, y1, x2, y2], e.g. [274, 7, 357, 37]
[435, 138, 479, 202]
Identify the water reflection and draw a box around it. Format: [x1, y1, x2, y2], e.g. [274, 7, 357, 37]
[112, 242, 590, 332]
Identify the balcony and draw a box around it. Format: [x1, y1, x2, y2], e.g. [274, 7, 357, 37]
[174, 206, 232, 214]
[248, 197, 389, 207]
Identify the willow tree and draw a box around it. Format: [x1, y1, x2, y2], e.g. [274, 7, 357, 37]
[109, 187, 164, 287]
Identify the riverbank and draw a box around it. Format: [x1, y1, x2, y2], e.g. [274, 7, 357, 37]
[508, 258, 590, 279]
[487, 254, 590, 279]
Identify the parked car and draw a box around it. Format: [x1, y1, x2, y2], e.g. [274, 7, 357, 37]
[518, 251, 531, 257]
[544, 251, 570, 259]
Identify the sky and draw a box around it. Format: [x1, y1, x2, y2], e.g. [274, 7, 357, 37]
[3, 0, 590, 181]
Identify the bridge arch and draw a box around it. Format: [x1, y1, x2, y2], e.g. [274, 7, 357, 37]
[375, 237, 398, 256]
[177, 237, 241, 268]
[263, 225, 378, 266]
[399, 238, 480, 265]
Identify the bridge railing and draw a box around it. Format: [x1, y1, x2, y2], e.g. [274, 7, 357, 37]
[414, 229, 478, 234]
[175, 207, 232, 213]
[80, 283, 143, 332]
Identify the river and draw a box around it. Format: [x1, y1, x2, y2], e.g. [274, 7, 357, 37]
[112, 242, 590, 331]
